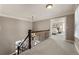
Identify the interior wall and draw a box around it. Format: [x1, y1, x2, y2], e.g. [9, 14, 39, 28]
[50, 14, 74, 41]
[0, 16, 32, 55]
[75, 5, 79, 39]
[33, 14, 74, 41]
[32, 20, 50, 31]
[66, 14, 74, 41]
[75, 5, 79, 53]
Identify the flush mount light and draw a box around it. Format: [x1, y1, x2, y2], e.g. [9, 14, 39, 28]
[46, 4, 53, 9]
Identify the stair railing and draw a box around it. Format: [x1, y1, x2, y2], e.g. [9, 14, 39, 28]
[16, 29, 49, 55]
[17, 30, 32, 55]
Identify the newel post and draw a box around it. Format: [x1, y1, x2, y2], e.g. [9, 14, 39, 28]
[28, 30, 32, 49]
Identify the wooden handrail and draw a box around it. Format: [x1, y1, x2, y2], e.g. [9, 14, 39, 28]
[32, 30, 49, 33]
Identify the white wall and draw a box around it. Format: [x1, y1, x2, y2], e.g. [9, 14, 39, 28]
[75, 5, 79, 54]
[75, 6, 79, 39]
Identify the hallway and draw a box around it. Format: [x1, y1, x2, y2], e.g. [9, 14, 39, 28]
[0, 4, 78, 55]
[20, 37, 78, 55]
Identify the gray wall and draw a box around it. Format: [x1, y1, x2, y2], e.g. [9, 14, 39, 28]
[33, 20, 50, 31]
[66, 14, 74, 41]
[33, 14, 74, 42]
[0, 16, 32, 55]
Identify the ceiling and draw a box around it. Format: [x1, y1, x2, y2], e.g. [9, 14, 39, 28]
[0, 4, 75, 22]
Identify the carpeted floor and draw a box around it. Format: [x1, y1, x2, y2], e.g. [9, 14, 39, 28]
[20, 36, 78, 55]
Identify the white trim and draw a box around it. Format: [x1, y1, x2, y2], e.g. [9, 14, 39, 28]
[0, 13, 74, 22]
[75, 43, 79, 54]
[0, 14, 32, 22]
[65, 40, 74, 43]
[33, 13, 74, 22]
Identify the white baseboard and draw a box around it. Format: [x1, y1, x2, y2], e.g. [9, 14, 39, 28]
[65, 40, 74, 44]
[75, 43, 79, 54]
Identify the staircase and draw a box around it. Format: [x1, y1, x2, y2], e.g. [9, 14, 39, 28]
[12, 29, 49, 55]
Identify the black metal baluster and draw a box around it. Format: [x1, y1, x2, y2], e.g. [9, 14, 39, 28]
[17, 46, 20, 55]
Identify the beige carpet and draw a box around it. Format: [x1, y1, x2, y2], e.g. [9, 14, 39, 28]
[20, 37, 78, 55]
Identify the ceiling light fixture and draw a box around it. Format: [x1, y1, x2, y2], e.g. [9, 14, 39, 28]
[46, 4, 53, 9]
